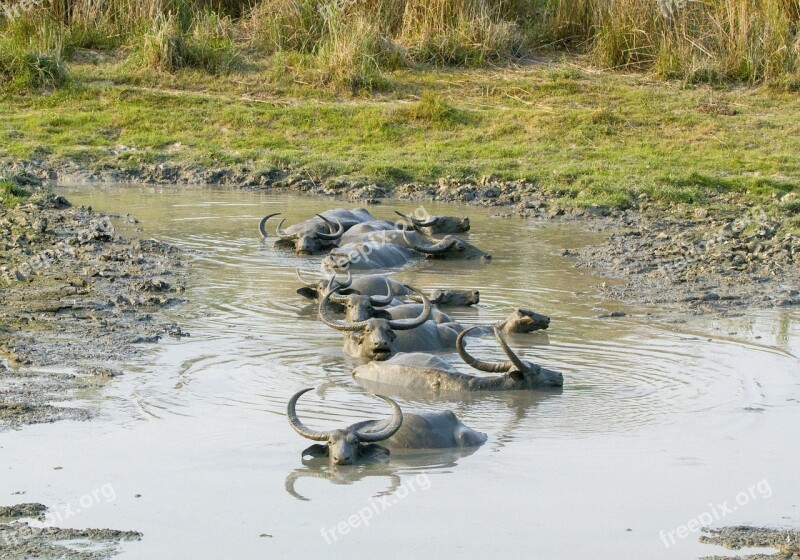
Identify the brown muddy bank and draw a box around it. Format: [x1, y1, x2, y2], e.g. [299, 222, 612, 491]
[0, 185, 186, 429]
[701, 526, 800, 559]
[0, 502, 141, 560]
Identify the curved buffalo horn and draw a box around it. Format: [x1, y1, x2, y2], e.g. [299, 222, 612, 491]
[492, 326, 528, 371]
[386, 285, 431, 330]
[315, 215, 345, 240]
[287, 388, 330, 442]
[402, 229, 456, 255]
[336, 270, 352, 289]
[395, 210, 437, 228]
[295, 268, 318, 288]
[276, 218, 298, 240]
[353, 395, 403, 442]
[259, 213, 281, 238]
[393, 211, 419, 231]
[327, 290, 350, 304]
[456, 326, 512, 373]
[320, 265, 352, 290]
[413, 216, 438, 227]
[318, 286, 369, 331]
[369, 278, 394, 307]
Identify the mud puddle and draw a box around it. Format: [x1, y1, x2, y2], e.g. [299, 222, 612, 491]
[1, 185, 798, 559]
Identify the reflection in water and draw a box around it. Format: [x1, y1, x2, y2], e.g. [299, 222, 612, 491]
[285, 447, 480, 502]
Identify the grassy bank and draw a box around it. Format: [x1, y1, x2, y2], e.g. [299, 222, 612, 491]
[1, 54, 799, 216]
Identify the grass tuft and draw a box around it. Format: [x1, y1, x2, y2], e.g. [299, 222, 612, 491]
[316, 14, 405, 92]
[127, 10, 239, 74]
[0, 174, 31, 207]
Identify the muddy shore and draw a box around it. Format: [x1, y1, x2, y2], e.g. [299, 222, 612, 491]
[700, 526, 800, 559]
[0, 503, 141, 559]
[1, 185, 186, 429]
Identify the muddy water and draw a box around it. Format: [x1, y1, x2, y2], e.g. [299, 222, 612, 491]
[2, 186, 799, 559]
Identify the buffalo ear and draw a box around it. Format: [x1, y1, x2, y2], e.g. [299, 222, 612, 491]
[360, 444, 390, 462]
[302, 444, 329, 461]
[372, 309, 393, 320]
[297, 287, 318, 301]
[509, 370, 525, 382]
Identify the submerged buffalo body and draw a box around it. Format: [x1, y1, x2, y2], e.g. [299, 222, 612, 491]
[322, 241, 421, 271]
[352, 326, 564, 392]
[322, 230, 490, 271]
[356, 410, 486, 450]
[338, 212, 470, 246]
[295, 270, 481, 307]
[288, 388, 486, 465]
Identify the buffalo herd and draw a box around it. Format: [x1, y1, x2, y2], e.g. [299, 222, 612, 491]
[260, 206, 563, 466]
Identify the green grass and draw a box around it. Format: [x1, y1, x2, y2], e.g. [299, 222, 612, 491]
[0, 177, 30, 206]
[1, 55, 799, 212]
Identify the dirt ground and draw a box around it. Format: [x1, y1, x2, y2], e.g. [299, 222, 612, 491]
[1, 187, 186, 429]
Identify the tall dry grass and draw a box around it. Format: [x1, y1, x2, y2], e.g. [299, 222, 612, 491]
[0, 8, 68, 91]
[1, 0, 799, 89]
[534, 0, 800, 85]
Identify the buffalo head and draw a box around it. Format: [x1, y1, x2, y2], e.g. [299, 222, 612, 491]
[325, 278, 395, 322]
[496, 308, 550, 333]
[287, 388, 403, 465]
[319, 283, 432, 360]
[259, 213, 344, 255]
[395, 211, 470, 234]
[401, 229, 490, 260]
[456, 326, 563, 388]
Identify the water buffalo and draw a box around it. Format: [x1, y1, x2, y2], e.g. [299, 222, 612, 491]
[324, 278, 399, 322]
[288, 388, 486, 466]
[288, 388, 403, 465]
[408, 288, 480, 307]
[496, 309, 550, 333]
[296, 270, 408, 301]
[259, 208, 375, 255]
[319, 285, 461, 360]
[295, 270, 481, 307]
[328, 288, 545, 340]
[352, 326, 564, 392]
[395, 211, 470, 234]
[401, 230, 491, 260]
[322, 230, 489, 271]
